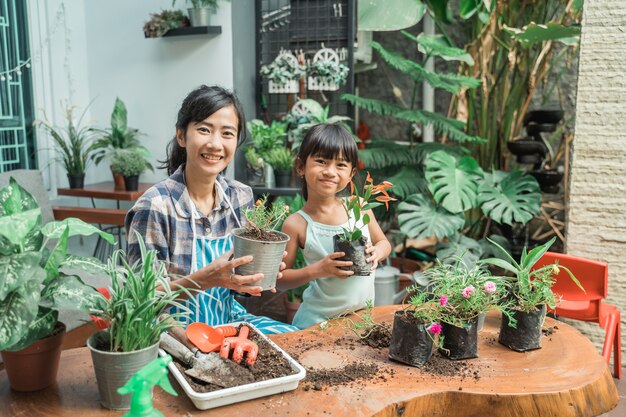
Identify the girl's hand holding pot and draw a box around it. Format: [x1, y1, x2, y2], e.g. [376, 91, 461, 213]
[316, 252, 354, 279]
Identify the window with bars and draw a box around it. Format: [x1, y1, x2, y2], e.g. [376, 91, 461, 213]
[0, 0, 36, 173]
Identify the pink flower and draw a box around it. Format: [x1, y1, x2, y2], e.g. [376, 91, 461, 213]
[427, 323, 442, 335]
[462, 285, 475, 299]
[484, 281, 497, 294]
[439, 295, 448, 306]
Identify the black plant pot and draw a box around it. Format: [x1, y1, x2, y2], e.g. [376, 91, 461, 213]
[499, 305, 547, 352]
[124, 175, 139, 191]
[530, 169, 563, 194]
[275, 171, 292, 188]
[67, 173, 85, 189]
[439, 320, 479, 360]
[507, 137, 548, 164]
[524, 110, 564, 126]
[389, 311, 433, 367]
[333, 234, 372, 276]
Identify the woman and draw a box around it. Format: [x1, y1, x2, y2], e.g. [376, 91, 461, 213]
[126, 85, 297, 334]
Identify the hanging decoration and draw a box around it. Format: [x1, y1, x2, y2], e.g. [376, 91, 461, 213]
[260, 49, 304, 94]
[307, 45, 349, 92]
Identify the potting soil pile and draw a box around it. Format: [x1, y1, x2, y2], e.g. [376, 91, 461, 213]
[239, 228, 286, 241]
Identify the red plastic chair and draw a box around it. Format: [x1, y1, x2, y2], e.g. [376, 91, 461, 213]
[534, 252, 622, 379]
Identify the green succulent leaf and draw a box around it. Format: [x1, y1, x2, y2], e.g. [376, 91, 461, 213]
[398, 194, 465, 240]
[42, 218, 115, 244]
[477, 170, 541, 225]
[425, 150, 483, 213]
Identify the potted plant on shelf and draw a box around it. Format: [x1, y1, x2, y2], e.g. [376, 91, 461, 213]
[260, 50, 306, 94]
[35, 104, 99, 189]
[246, 119, 288, 187]
[110, 148, 152, 191]
[389, 291, 441, 367]
[307, 47, 350, 91]
[143, 9, 189, 38]
[176, 0, 220, 27]
[426, 260, 510, 360]
[92, 97, 151, 190]
[481, 236, 583, 352]
[264, 146, 294, 188]
[0, 178, 114, 391]
[334, 173, 395, 276]
[244, 147, 264, 186]
[87, 233, 192, 410]
[232, 196, 290, 291]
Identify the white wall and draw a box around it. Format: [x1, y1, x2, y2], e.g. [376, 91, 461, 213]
[28, 0, 236, 194]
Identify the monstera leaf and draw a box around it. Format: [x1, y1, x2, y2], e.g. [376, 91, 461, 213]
[425, 150, 483, 214]
[477, 170, 541, 225]
[398, 194, 465, 240]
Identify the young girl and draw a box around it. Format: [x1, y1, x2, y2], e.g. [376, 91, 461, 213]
[280, 123, 392, 329]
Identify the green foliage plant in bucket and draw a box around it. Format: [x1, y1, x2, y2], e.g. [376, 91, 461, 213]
[481, 236, 584, 352]
[87, 233, 192, 410]
[333, 173, 395, 276]
[264, 146, 294, 188]
[232, 195, 290, 291]
[426, 260, 511, 360]
[389, 291, 441, 367]
[0, 178, 114, 391]
[110, 149, 152, 191]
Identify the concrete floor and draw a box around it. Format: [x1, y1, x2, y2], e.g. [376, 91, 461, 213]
[601, 370, 625, 417]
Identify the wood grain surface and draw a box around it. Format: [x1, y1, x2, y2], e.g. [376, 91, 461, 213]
[0, 306, 619, 417]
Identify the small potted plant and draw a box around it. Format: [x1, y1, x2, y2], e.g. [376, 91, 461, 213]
[87, 233, 192, 410]
[481, 237, 583, 352]
[246, 119, 287, 187]
[0, 178, 114, 391]
[426, 260, 510, 360]
[143, 9, 189, 37]
[177, 0, 220, 27]
[232, 196, 290, 291]
[244, 147, 264, 186]
[264, 146, 294, 188]
[389, 291, 441, 367]
[110, 148, 152, 191]
[260, 50, 305, 94]
[307, 47, 350, 91]
[35, 104, 99, 189]
[334, 174, 395, 276]
[92, 97, 150, 190]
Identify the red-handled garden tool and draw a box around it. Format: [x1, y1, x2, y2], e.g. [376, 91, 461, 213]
[220, 325, 259, 366]
[89, 287, 111, 330]
[185, 322, 237, 353]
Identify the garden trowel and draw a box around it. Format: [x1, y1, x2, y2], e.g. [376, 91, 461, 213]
[159, 333, 254, 388]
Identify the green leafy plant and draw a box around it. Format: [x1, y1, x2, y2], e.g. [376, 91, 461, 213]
[323, 299, 380, 339]
[246, 119, 287, 160]
[404, 290, 444, 347]
[338, 173, 395, 242]
[480, 236, 584, 313]
[92, 98, 151, 168]
[260, 53, 306, 85]
[244, 147, 264, 170]
[264, 147, 294, 173]
[92, 233, 192, 352]
[35, 105, 99, 175]
[110, 149, 152, 177]
[143, 10, 188, 38]
[243, 195, 290, 236]
[0, 178, 114, 351]
[308, 59, 350, 86]
[424, 260, 512, 328]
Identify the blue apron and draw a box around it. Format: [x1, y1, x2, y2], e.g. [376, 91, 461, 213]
[172, 182, 297, 335]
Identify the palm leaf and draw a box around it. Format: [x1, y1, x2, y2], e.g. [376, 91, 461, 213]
[398, 194, 465, 240]
[358, 140, 416, 169]
[401, 31, 474, 65]
[477, 170, 541, 225]
[371, 41, 481, 93]
[386, 166, 429, 199]
[425, 150, 483, 213]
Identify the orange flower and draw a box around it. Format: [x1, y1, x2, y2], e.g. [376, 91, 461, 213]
[374, 194, 397, 209]
[350, 180, 355, 194]
[255, 199, 263, 207]
[371, 181, 393, 196]
[365, 171, 374, 184]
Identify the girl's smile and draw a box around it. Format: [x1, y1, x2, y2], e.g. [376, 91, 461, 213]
[299, 154, 354, 197]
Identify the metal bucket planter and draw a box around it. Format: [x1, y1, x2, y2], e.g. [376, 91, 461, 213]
[232, 228, 290, 290]
[499, 304, 547, 352]
[1, 322, 66, 392]
[389, 311, 433, 367]
[333, 235, 372, 276]
[188, 7, 215, 27]
[439, 319, 479, 360]
[87, 331, 159, 410]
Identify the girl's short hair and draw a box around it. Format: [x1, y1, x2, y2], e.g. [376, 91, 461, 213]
[160, 85, 246, 175]
[297, 123, 358, 199]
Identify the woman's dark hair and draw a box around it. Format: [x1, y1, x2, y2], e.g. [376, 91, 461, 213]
[160, 85, 247, 175]
[297, 123, 358, 200]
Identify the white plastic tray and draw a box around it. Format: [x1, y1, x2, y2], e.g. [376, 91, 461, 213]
[159, 322, 306, 410]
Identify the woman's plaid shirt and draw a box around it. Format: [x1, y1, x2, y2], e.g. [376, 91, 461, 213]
[125, 165, 253, 277]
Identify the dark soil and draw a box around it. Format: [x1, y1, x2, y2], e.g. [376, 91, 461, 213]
[172, 325, 297, 393]
[333, 235, 372, 276]
[303, 362, 385, 391]
[359, 323, 392, 349]
[542, 325, 559, 336]
[421, 352, 481, 381]
[238, 228, 287, 242]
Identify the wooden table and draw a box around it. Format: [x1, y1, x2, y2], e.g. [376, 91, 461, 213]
[0, 307, 619, 416]
[56, 181, 153, 201]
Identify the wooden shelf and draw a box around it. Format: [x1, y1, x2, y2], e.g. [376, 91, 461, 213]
[161, 26, 221, 37]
